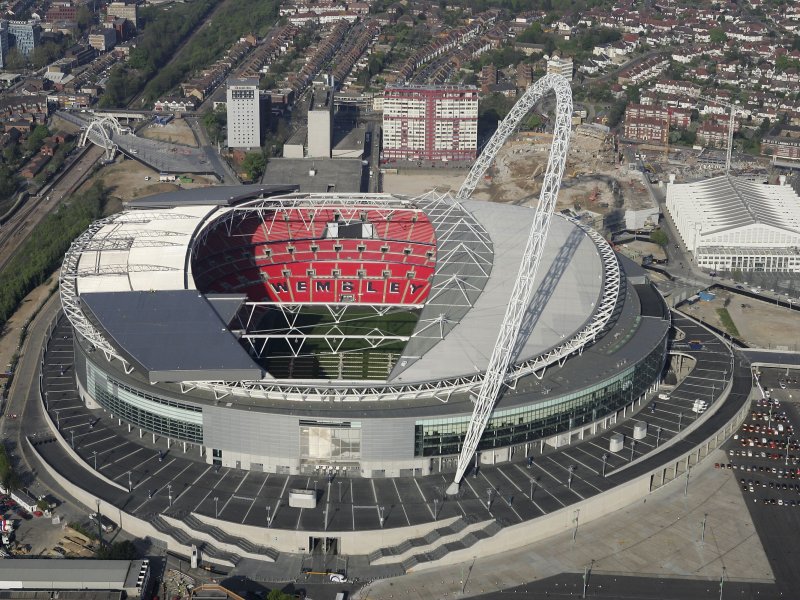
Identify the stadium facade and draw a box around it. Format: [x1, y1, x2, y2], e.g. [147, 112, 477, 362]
[61, 184, 670, 479]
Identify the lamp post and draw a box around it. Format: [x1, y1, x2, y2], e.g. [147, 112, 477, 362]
[701, 512, 708, 544]
[656, 426, 662, 447]
[338, 480, 342, 503]
[568, 465, 576, 490]
[127, 471, 132, 493]
[92, 450, 97, 470]
[678, 412, 683, 432]
[719, 566, 726, 600]
[602, 453, 609, 477]
[214, 496, 219, 518]
[684, 464, 691, 497]
[434, 498, 439, 520]
[378, 505, 385, 528]
[630, 439, 636, 462]
[70, 430, 74, 449]
[572, 509, 580, 543]
[786, 435, 792, 466]
[530, 476, 537, 499]
[266, 505, 272, 527]
[486, 488, 493, 510]
[167, 484, 172, 507]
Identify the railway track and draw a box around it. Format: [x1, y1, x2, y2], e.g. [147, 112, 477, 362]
[0, 144, 104, 272]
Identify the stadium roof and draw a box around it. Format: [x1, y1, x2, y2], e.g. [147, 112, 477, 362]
[667, 176, 800, 236]
[64, 189, 608, 386]
[391, 200, 603, 382]
[81, 290, 263, 383]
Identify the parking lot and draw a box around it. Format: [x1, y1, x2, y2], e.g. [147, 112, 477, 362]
[723, 368, 800, 595]
[32, 311, 747, 569]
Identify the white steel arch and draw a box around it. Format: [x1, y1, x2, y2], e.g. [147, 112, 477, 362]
[79, 116, 123, 162]
[447, 73, 573, 493]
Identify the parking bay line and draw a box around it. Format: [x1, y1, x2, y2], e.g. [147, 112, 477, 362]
[242, 473, 270, 524]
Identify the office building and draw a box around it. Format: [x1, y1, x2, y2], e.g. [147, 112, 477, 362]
[226, 77, 261, 150]
[107, 1, 138, 25]
[546, 55, 573, 80]
[307, 85, 333, 158]
[8, 20, 41, 57]
[382, 84, 478, 162]
[0, 21, 8, 69]
[88, 28, 117, 52]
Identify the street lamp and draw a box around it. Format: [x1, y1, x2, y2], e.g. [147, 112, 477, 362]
[719, 566, 726, 600]
[678, 412, 683, 432]
[786, 435, 792, 466]
[434, 498, 439, 520]
[70, 430, 74, 449]
[630, 439, 636, 462]
[656, 426, 662, 447]
[567, 465, 576, 490]
[127, 471, 132, 492]
[701, 512, 708, 544]
[602, 453, 609, 477]
[378, 505, 385, 528]
[486, 488, 493, 510]
[529, 476, 537, 499]
[92, 450, 97, 470]
[167, 484, 172, 507]
[338, 480, 342, 503]
[572, 508, 580, 543]
[214, 496, 219, 518]
[54, 409, 61, 430]
[684, 464, 691, 497]
[266, 505, 272, 527]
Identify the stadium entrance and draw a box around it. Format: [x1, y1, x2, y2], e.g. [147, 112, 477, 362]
[309, 536, 339, 556]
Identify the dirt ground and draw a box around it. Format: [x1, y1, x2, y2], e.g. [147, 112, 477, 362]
[140, 118, 198, 147]
[679, 289, 800, 349]
[382, 171, 471, 196]
[79, 157, 216, 202]
[381, 131, 655, 217]
[617, 240, 667, 262]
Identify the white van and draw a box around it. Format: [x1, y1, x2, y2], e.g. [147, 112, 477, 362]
[658, 393, 670, 401]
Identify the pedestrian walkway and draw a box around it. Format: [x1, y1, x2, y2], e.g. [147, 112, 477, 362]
[356, 448, 773, 599]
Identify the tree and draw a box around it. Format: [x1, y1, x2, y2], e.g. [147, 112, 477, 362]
[76, 5, 93, 30]
[266, 590, 294, 600]
[709, 28, 727, 44]
[241, 152, 266, 181]
[96, 540, 137, 560]
[25, 125, 50, 153]
[650, 229, 668, 247]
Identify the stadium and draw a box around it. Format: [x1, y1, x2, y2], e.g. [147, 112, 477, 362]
[58, 189, 669, 483]
[56, 75, 671, 488]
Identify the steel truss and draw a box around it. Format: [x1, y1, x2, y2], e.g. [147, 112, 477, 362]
[448, 74, 574, 492]
[79, 115, 125, 162]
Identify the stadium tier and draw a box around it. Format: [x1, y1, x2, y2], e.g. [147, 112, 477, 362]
[58, 187, 670, 478]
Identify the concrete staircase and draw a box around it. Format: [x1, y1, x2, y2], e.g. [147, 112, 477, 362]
[181, 514, 279, 561]
[150, 515, 241, 567]
[367, 516, 506, 571]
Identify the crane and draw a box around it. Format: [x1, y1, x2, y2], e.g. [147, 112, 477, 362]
[691, 94, 744, 176]
[447, 73, 573, 495]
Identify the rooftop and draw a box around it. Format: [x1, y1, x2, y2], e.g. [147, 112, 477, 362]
[667, 176, 800, 236]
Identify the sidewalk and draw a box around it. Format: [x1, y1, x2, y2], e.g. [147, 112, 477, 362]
[356, 449, 773, 599]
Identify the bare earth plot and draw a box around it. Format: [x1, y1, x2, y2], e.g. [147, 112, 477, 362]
[679, 289, 800, 350]
[80, 158, 216, 202]
[140, 119, 198, 147]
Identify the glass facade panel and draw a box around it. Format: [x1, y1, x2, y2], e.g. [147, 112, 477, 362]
[414, 340, 666, 457]
[299, 421, 362, 460]
[87, 361, 204, 443]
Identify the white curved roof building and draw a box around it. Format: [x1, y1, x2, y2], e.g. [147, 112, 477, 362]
[666, 176, 800, 272]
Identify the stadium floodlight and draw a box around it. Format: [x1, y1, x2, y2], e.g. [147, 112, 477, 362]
[447, 74, 573, 495]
